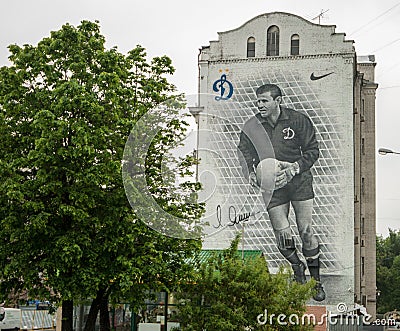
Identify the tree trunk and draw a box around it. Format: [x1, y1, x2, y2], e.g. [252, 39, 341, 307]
[61, 300, 74, 331]
[84, 289, 105, 331]
[83, 288, 110, 331]
[99, 296, 110, 331]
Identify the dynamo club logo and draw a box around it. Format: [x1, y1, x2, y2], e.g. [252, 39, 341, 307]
[213, 74, 234, 101]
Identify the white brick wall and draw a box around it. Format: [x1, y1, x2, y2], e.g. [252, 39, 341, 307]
[205, 12, 354, 61]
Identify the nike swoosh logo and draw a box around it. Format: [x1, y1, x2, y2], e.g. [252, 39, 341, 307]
[310, 72, 334, 81]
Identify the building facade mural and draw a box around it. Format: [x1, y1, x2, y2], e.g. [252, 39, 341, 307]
[193, 12, 376, 309]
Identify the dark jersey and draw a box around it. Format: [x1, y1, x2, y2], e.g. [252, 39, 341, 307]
[237, 107, 319, 177]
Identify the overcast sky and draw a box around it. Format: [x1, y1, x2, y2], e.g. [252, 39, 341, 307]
[1, 0, 399, 236]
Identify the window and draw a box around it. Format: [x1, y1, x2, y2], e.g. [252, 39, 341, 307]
[361, 99, 365, 122]
[291, 34, 300, 55]
[361, 217, 365, 235]
[267, 26, 279, 56]
[361, 177, 365, 195]
[361, 257, 365, 277]
[361, 138, 365, 155]
[247, 37, 255, 57]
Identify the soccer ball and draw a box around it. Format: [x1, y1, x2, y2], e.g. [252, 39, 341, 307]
[256, 158, 282, 191]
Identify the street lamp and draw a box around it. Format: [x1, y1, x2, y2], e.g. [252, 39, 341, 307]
[188, 106, 204, 182]
[378, 148, 400, 155]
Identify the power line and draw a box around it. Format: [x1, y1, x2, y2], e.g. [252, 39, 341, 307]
[302, 11, 318, 21]
[376, 62, 400, 79]
[372, 36, 400, 53]
[378, 85, 400, 90]
[377, 198, 400, 201]
[348, 2, 400, 37]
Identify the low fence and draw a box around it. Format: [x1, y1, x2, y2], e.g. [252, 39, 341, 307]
[21, 309, 56, 330]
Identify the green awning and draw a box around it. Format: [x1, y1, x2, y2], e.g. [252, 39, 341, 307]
[187, 249, 263, 265]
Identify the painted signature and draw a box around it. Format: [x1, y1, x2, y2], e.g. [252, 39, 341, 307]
[214, 204, 259, 229]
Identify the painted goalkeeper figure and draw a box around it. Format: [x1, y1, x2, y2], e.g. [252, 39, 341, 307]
[237, 83, 325, 301]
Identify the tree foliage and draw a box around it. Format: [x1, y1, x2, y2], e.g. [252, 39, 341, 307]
[376, 230, 400, 313]
[176, 235, 314, 331]
[0, 20, 202, 331]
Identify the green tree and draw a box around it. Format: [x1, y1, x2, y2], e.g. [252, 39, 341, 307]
[0, 20, 203, 331]
[376, 230, 400, 313]
[176, 235, 314, 331]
